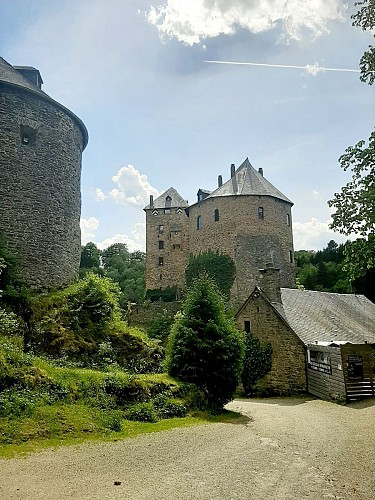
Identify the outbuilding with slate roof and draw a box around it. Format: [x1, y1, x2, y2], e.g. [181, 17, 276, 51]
[236, 268, 375, 399]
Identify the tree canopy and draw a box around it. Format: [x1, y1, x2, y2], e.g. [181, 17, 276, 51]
[352, 0, 375, 85]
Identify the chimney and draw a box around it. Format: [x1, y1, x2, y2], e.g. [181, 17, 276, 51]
[150, 195, 154, 207]
[230, 163, 235, 178]
[258, 264, 281, 303]
[258, 167, 263, 176]
[218, 175, 223, 187]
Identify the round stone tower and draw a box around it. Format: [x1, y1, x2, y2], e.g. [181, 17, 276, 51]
[0, 57, 88, 290]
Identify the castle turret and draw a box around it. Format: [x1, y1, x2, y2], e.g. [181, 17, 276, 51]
[0, 56, 88, 289]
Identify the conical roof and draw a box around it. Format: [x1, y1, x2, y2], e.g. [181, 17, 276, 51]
[207, 158, 292, 204]
[0, 56, 88, 149]
[144, 187, 189, 210]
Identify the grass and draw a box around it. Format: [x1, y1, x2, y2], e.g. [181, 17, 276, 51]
[0, 405, 243, 459]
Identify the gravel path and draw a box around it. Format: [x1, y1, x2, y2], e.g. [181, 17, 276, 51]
[1, 396, 374, 500]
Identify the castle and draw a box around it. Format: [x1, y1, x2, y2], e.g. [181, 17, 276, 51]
[144, 158, 295, 305]
[0, 57, 88, 290]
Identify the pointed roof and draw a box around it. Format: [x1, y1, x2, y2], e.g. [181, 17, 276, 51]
[144, 187, 189, 210]
[0, 56, 88, 149]
[280, 288, 375, 345]
[206, 158, 292, 204]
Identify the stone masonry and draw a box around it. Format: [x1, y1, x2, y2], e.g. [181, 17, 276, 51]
[144, 158, 295, 305]
[0, 57, 88, 289]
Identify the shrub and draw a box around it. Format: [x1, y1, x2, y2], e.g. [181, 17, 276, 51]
[241, 334, 272, 395]
[146, 311, 175, 345]
[124, 402, 158, 422]
[145, 286, 178, 302]
[167, 274, 244, 412]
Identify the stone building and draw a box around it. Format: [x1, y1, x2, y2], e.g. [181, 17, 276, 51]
[236, 268, 375, 395]
[144, 158, 295, 304]
[0, 56, 88, 290]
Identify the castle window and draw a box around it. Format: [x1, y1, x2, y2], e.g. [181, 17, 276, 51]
[214, 209, 219, 222]
[165, 195, 172, 208]
[258, 207, 264, 220]
[197, 215, 202, 230]
[244, 321, 251, 334]
[286, 214, 290, 226]
[158, 257, 164, 266]
[289, 250, 293, 263]
[164, 208, 171, 214]
[20, 125, 36, 146]
[158, 225, 164, 234]
[159, 240, 164, 250]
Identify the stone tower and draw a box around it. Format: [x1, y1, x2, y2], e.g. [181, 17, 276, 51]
[187, 159, 295, 305]
[144, 188, 189, 293]
[0, 56, 88, 289]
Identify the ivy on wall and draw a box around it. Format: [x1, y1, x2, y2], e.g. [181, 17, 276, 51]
[185, 251, 235, 298]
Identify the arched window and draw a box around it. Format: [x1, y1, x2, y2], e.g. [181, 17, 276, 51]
[197, 215, 202, 230]
[214, 209, 219, 222]
[258, 207, 264, 220]
[286, 213, 290, 226]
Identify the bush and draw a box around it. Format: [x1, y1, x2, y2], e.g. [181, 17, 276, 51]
[167, 274, 244, 412]
[145, 286, 178, 302]
[27, 276, 164, 373]
[124, 402, 158, 422]
[146, 311, 175, 345]
[241, 334, 272, 395]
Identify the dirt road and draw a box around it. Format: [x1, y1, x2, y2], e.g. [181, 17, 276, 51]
[1, 396, 374, 499]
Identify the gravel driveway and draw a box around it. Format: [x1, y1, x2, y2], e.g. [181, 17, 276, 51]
[1, 396, 374, 500]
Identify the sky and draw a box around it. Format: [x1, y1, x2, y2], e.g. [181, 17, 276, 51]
[1, 0, 373, 251]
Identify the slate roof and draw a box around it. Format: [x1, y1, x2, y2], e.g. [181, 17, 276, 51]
[205, 158, 292, 204]
[0, 56, 88, 149]
[144, 187, 189, 210]
[279, 288, 375, 345]
[0, 57, 45, 94]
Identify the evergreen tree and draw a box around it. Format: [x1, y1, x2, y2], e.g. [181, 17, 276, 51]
[167, 273, 244, 411]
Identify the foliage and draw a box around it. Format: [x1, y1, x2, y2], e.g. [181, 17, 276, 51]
[352, 0, 375, 85]
[146, 310, 175, 345]
[167, 273, 244, 411]
[124, 402, 158, 422]
[241, 334, 272, 395]
[80, 242, 102, 276]
[185, 251, 236, 298]
[101, 244, 146, 305]
[27, 275, 163, 372]
[328, 130, 375, 283]
[145, 286, 178, 302]
[294, 241, 351, 293]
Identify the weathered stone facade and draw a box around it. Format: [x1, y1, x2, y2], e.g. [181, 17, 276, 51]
[144, 188, 189, 291]
[236, 284, 307, 394]
[144, 158, 295, 304]
[0, 57, 88, 289]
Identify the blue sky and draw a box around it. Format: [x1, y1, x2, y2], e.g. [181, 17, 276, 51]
[1, 0, 373, 251]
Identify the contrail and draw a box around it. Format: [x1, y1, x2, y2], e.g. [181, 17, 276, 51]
[204, 60, 360, 74]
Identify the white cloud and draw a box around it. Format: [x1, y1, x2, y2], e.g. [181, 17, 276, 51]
[96, 223, 146, 253]
[146, 0, 346, 45]
[293, 217, 351, 251]
[108, 165, 160, 207]
[95, 188, 106, 201]
[80, 217, 100, 245]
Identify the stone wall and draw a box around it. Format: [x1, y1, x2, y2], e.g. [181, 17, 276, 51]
[145, 208, 189, 291]
[236, 292, 307, 394]
[0, 85, 84, 289]
[188, 195, 295, 305]
[129, 301, 182, 327]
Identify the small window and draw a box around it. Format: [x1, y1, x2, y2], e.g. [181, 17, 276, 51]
[173, 243, 181, 250]
[258, 207, 264, 220]
[197, 215, 202, 230]
[214, 209, 219, 222]
[158, 225, 164, 234]
[286, 213, 290, 226]
[165, 195, 172, 208]
[289, 250, 293, 263]
[159, 241, 164, 250]
[20, 125, 36, 146]
[158, 257, 164, 266]
[244, 321, 251, 333]
[164, 208, 171, 214]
